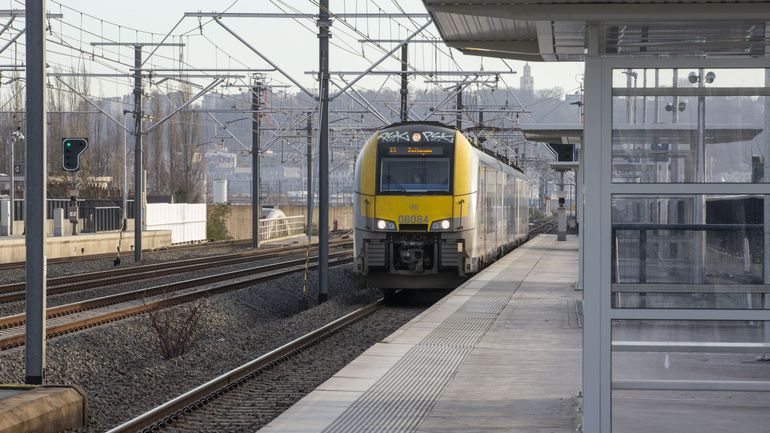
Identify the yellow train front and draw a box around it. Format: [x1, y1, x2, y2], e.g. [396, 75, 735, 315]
[354, 121, 529, 290]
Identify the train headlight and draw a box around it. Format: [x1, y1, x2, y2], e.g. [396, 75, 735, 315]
[376, 219, 396, 231]
[430, 219, 452, 231]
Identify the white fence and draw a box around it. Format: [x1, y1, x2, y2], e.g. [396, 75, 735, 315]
[146, 203, 207, 244]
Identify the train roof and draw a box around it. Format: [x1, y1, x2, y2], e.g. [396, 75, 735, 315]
[378, 121, 454, 131]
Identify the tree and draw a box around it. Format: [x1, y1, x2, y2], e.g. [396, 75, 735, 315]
[166, 85, 204, 203]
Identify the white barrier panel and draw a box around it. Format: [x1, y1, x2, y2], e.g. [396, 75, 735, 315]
[145, 203, 207, 244]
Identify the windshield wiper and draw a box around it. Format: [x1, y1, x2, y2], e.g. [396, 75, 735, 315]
[386, 174, 407, 193]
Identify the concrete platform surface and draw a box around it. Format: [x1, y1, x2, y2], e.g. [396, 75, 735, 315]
[261, 235, 581, 433]
[0, 384, 88, 433]
[0, 230, 171, 263]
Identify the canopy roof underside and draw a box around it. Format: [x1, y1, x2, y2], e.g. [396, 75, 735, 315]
[423, 1, 770, 61]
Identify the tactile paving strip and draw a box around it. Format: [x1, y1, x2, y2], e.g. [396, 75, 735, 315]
[322, 237, 550, 433]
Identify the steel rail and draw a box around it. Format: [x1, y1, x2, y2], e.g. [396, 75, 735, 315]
[0, 250, 352, 330]
[528, 218, 558, 237]
[0, 239, 353, 303]
[0, 253, 353, 349]
[105, 299, 384, 433]
[0, 250, 351, 331]
[0, 231, 352, 270]
[0, 238, 248, 271]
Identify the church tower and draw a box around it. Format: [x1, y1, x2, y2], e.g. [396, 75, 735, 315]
[520, 62, 534, 94]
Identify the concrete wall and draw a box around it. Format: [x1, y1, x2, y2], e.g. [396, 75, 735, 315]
[222, 205, 353, 240]
[0, 230, 171, 263]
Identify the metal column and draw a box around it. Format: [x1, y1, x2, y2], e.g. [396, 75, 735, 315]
[654, 69, 660, 124]
[582, 23, 609, 433]
[672, 69, 679, 123]
[24, 0, 47, 385]
[694, 68, 706, 284]
[455, 85, 463, 130]
[400, 44, 408, 122]
[626, 69, 633, 124]
[252, 80, 263, 249]
[306, 113, 313, 235]
[8, 130, 14, 235]
[764, 68, 770, 355]
[122, 122, 128, 230]
[133, 46, 143, 263]
[577, 144, 583, 289]
[641, 70, 648, 124]
[317, 0, 330, 303]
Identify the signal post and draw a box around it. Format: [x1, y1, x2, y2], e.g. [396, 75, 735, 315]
[62, 138, 88, 236]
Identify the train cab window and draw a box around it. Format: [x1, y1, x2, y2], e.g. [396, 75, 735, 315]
[380, 158, 451, 193]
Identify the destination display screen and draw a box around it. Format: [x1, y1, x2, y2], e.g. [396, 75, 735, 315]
[386, 145, 445, 156]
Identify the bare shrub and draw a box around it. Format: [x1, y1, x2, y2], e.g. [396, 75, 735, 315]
[146, 300, 205, 360]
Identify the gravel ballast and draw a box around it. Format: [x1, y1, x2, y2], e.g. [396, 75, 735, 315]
[163, 305, 423, 433]
[0, 245, 349, 318]
[0, 264, 432, 433]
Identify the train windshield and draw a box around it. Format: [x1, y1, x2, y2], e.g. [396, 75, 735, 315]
[380, 158, 450, 193]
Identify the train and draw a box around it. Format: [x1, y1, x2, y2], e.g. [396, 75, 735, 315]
[353, 121, 529, 291]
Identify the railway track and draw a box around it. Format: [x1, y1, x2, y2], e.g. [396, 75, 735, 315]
[529, 218, 558, 237]
[105, 299, 385, 433]
[0, 239, 353, 304]
[0, 230, 354, 271]
[0, 238, 250, 271]
[0, 251, 353, 350]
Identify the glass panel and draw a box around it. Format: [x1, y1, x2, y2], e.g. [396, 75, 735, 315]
[379, 158, 450, 193]
[611, 195, 768, 309]
[611, 68, 770, 183]
[603, 23, 770, 58]
[612, 68, 766, 89]
[612, 319, 770, 433]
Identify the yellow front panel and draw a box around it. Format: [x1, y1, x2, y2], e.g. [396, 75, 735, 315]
[357, 134, 379, 196]
[451, 131, 475, 225]
[375, 195, 453, 229]
[452, 131, 474, 197]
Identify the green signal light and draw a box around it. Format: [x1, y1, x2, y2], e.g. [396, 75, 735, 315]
[65, 142, 72, 147]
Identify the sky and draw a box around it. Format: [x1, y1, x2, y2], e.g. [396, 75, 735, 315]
[21, 0, 585, 98]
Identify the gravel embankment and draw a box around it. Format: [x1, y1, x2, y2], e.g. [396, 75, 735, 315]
[0, 264, 427, 433]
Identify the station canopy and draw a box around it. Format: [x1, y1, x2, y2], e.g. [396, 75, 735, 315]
[520, 124, 582, 145]
[422, 0, 770, 61]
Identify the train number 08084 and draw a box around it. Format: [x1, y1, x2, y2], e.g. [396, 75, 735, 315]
[397, 215, 429, 224]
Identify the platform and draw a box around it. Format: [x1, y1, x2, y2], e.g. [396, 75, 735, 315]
[261, 234, 581, 433]
[0, 385, 88, 433]
[0, 230, 172, 263]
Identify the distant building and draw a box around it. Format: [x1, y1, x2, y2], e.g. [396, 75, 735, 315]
[520, 62, 534, 94]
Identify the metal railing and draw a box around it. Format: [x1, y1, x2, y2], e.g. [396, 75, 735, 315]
[259, 215, 306, 242]
[82, 206, 123, 233]
[10, 198, 135, 221]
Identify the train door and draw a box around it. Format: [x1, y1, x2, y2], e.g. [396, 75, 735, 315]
[503, 173, 508, 246]
[486, 168, 496, 257]
[495, 171, 506, 251]
[508, 174, 515, 244]
[515, 179, 523, 237]
[519, 179, 524, 237]
[478, 166, 486, 259]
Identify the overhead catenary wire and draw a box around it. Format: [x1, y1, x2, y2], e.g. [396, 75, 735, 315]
[0, 0, 552, 188]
